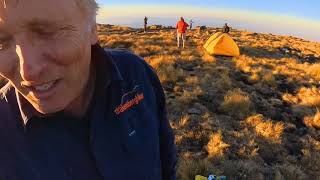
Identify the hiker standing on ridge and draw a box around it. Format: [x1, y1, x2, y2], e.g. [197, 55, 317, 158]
[176, 17, 189, 48]
[222, 23, 230, 33]
[144, 16, 148, 32]
[0, 0, 176, 179]
[189, 19, 194, 30]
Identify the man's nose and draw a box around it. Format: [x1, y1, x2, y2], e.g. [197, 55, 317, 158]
[15, 40, 45, 82]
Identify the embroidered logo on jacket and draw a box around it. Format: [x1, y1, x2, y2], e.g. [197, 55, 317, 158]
[114, 85, 144, 115]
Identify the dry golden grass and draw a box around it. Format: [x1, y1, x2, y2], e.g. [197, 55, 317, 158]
[185, 76, 199, 86]
[307, 64, 320, 80]
[154, 63, 185, 83]
[248, 72, 260, 83]
[304, 110, 320, 129]
[145, 55, 176, 69]
[255, 120, 284, 142]
[206, 131, 230, 158]
[220, 89, 253, 119]
[260, 69, 276, 87]
[233, 56, 255, 73]
[96, 24, 320, 179]
[179, 86, 204, 104]
[245, 114, 264, 127]
[244, 114, 284, 144]
[178, 115, 190, 128]
[284, 86, 320, 111]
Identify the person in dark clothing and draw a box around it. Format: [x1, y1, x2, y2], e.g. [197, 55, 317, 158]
[189, 19, 194, 30]
[0, 0, 177, 180]
[222, 23, 230, 33]
[144, 16, 148, 32]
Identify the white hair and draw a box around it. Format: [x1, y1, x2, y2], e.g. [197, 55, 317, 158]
[75, 0, 99, 23]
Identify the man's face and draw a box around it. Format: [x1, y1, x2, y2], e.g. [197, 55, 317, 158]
[0, 0, 98, 114]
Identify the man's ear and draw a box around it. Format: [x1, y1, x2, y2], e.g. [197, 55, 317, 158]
[90, 23, 98, 45]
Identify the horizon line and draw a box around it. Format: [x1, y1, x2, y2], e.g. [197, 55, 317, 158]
[96, 5, 320, 42]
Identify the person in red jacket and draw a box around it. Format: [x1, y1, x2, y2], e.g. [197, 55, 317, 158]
[176, 17, 189, 48]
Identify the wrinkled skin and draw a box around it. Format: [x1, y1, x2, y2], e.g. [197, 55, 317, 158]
[0, 0, 98, 116]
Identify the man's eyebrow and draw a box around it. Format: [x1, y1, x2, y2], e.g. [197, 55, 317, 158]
[22, 19, 77, 33]
[22, 19, 63, 30]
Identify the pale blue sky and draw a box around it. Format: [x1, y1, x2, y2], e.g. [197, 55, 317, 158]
[95, 1, 320, 41]
[97, 0, 319, 21]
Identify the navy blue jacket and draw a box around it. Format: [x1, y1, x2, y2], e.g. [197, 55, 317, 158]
[0, 44, 177, 180]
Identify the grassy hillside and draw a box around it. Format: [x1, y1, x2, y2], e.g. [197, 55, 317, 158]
[98, 24, 320, 179]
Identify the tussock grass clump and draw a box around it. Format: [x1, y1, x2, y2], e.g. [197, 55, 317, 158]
[307, 63, 320, 80]
[248, 72, 260, 83]
[245, 114, 264, 127]
[282, 93, 299, 104]
[220, 89, 253, 119]
[245, 114, 284, 142]
[156, 63, 185, 83]
[255, 120, 284, 142]
[233, 56, 254, 73]
[299, 87, 320, 108]
[282, 86, 320, 118]
[206, 131, 230, 158]
[260, 69, 276, 87]
[304, 110, 320, 129]
[145, 55, 176, 69]
[178, 115, 190, 128]
[179, 86, 204, 104]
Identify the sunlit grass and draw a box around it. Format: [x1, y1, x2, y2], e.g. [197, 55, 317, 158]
[92, 24, 320, 179]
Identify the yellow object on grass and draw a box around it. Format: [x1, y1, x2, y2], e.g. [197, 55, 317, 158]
[203, 32, 240, 57]
[195, 175, 208, 180]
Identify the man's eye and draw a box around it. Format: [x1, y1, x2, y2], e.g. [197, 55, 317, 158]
[37, 31, 57, 38]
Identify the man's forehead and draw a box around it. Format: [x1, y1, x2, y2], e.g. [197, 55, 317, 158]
[0, 0, 81, 29]
[1, 0, 77, 7]
[0, 0, 79, 17]
[1, 0, 19, 8]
